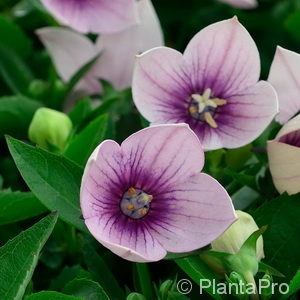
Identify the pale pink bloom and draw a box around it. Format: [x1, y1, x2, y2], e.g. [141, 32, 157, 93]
[133, 18, 278, 150]
[218, 0, 258, 9]
[268, 46, 300, 124]
[268, 114, 300, 195]
[41, 0, 137, 34]
[80, 124, 236, 262]
[37, 0, 163, 95]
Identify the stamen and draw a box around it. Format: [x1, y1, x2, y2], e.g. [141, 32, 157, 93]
[126, 204, 135, 211]
[139, 208, 148, 216]
[204, 112, 218, 128]
[212, 98, 227, 106]
[128, 187, 137, 196]
[120, 188, 153, 219]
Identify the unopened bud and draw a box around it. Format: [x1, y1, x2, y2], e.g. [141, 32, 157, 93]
[28, 108, 72, 152]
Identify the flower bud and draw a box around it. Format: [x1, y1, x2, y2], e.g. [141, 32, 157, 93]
[28, 108, 72, 152]
[267, 114, 300, 195]
[225, 272, 248, 300]
[211, 210, 264, 261]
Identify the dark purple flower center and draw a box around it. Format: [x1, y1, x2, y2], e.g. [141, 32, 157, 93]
[120, 187, 153, 219]
[278, 130, 300, 147]
[188, 88, 227, 128]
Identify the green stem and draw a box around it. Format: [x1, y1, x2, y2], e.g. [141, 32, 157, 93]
[244, 272, 259, 300]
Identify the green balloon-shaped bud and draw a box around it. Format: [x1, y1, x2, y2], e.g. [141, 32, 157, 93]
[28, 108, 72, 152]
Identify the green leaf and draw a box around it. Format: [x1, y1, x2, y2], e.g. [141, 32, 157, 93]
[0, 212, 58, 300]
[64, 55, 100, 98]
[0, 45, 33, 94]
[176, 257, 222, 300]
[134, 263, 154, 300]
[64, 114, 108, 166]
[82, 243, 125, 300]
[258, 262, 285, 278]
[0, 191, 47, 225]
[280, 269, 300, 300]
[25, 291, 84, 300]
[127, 293, 146, 300]
[63, 278, 109, 300]
[68, 98, 93, 128]
[252, 193, 300, 279]
[0, 95, 41, 137]
[6, 136, 87, 232]
[0, 16, 31, 57]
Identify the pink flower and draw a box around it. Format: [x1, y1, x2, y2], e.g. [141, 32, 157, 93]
[40, 0, 137, 34]
[218, 0, 258, 9]
[132, 18, 278, 150]
[37, 0, 163, 95]
[268, 46, 300, 124]
[80, 124, 236, 262]
[267, 114, 300, 195]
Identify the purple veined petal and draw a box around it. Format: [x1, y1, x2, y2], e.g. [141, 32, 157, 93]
[204, 81, 278, 150]
[133, 47, 192, 122]
[41, 0, 137, 34]
[183, 17, 260, 97]
[218, 0, 258, 9]
[36, 27, 101, 95]
[95, 0, 164, 90]
[80, 140, 126, 219]
[85, 214, 167, 262]
[268, 46, 300, 124]
[147, 173, 237, 253]
[120, 124, 205, 191]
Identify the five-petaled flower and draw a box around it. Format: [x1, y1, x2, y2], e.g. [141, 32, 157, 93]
[80, 124, 236, 262]
[133, 17, 278, 150]
[37, 0, 163, 96]
[41, 0, 137, 34]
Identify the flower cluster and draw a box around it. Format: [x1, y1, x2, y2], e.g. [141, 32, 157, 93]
[38, 0, 297, 265]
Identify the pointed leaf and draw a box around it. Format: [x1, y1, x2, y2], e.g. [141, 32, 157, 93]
[25, 291, 84, 300]
[0, 212, 58, 300]
[0, 95, 41, 138]
[6, 136, 86, 232]
[176, 257, 222, 300]
[280, 269, 300, 300]
[82, 243, 125, 299]
[63, 278, 109, 300]
[258, 262, 285, 278]
[64, 114, 108, 166]
[0, 191, 47, 225]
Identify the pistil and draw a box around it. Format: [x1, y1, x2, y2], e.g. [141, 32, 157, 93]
[189, 88, 227, 128]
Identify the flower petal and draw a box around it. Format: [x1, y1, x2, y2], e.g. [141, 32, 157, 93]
[218, 0, 258, 9]
[41, 0, 137, 34]
[80, 140, 125, 219]
[120, 124, 204, 191]
[95, 0, 164, 90]
[267, 140, 300, 195]
[133, 47, 192, 122]
[202, 81, 277, 149]
[268, 46, 300, 124]
[183, 17, 260, 97]
[37, 27, 100, 94]
[85, 215, 166, 262]
[147, 173, 236, 253]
